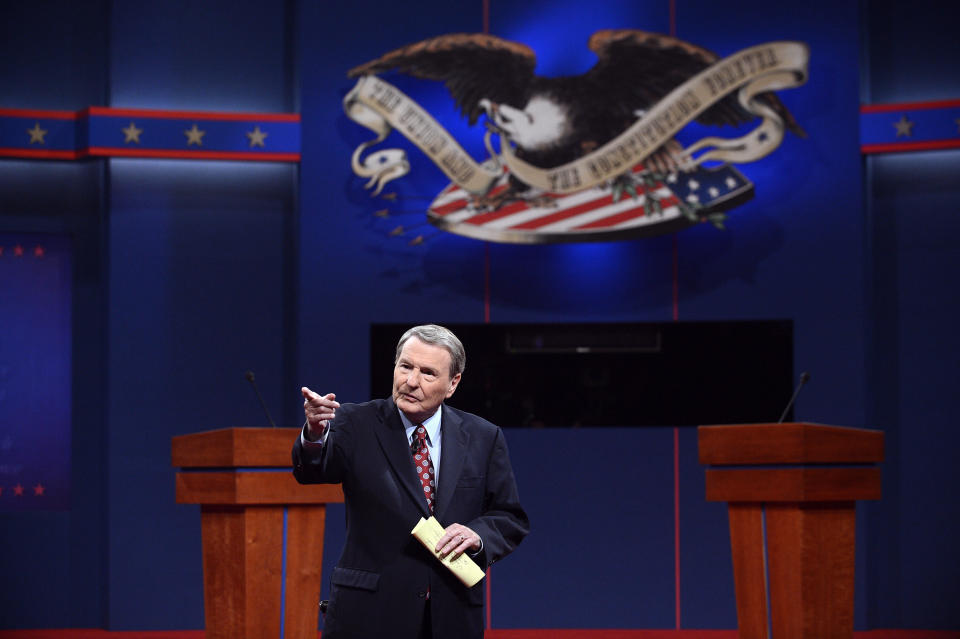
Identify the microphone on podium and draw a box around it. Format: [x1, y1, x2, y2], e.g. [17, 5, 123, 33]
[778, 371, 811, 424]
[245, 370, 277, 428]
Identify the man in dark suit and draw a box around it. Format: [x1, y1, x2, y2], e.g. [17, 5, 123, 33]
[293, 324, 529, 639]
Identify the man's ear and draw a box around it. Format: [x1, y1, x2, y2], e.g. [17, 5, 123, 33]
[446, 373, 462, 398]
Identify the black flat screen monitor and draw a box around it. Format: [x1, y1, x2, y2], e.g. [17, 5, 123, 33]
[371, 321, 793, 427]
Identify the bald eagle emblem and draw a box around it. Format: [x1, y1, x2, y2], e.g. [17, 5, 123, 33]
[344, 31, 809, 244]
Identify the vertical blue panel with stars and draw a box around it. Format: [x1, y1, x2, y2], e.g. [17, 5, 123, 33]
[0, 234, 72, 511]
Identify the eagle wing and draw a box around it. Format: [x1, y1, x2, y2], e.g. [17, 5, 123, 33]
[586, 30, 804, 136]
[348, 33, 537, 125]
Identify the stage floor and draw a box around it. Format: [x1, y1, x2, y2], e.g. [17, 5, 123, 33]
[1, 630, 958, 638]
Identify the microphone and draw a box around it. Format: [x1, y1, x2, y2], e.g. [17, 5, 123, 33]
[245, 370, 277, 428]
[777, 371, 810, 423]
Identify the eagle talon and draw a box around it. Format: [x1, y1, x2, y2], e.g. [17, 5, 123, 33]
[609, 173, 644, 202]
[472, 187, 555, 211]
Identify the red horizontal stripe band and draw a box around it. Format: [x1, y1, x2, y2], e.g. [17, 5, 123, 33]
[0, 108, 79, 120]
[861, 98, 960, 113]
[1, 629, 956, 639]
[87, 147, 300, 161]
[431, 197, 470, 216]
[861, 139, 960, 154]
[85, 106, 300, 121]
[511, 194, 616, 229]
[465, 199, 534, 225]
[0, 147, 84, 159]
[574, 204, 647, 229]
[575, 195, 681, 230]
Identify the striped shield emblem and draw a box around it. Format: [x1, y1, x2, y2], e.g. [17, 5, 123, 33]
[428, 163, 755, 244]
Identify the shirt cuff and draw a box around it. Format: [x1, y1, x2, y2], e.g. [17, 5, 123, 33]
[301, 421, 328, 447]
[470, 536, 484, 557]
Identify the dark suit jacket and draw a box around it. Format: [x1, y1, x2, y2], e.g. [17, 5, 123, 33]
[292, 397, 529, 639]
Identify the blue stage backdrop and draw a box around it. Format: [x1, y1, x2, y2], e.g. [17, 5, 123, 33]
[0, 233, 72, 512]
[0, 0, 958, 632]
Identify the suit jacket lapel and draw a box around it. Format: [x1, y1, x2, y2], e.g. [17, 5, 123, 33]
[435, 404, 469, 519]
[374, 398, 431, 517]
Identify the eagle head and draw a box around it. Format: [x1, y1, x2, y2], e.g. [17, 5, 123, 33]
[479, 96, 571, 152]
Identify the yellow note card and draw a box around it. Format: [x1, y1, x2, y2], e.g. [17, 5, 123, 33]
[410, 516, 486, 588]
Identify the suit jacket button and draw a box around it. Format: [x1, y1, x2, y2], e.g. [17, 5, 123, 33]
[418, 591, 426, 598]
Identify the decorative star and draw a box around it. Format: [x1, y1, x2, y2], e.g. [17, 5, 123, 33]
[184, 123, 206, 146]
[13, 245, 24, 257]
[34, 246, 45, 257]
[33, 483, 45, 496]
[27, 122, 48, 144]
[122, 121, 143, 144]
[246, 125, 268, 148]
[893, 115, 914, 138]
[13, 484, 24, 497]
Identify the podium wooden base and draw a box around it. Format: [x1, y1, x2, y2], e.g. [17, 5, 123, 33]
[699, 423, 883, 639]
[173, 428, 343, 639]
[729, 502, 857, 639]
[199, 504, 327, 639]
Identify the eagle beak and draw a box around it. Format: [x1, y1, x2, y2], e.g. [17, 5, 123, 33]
[479, 98, 499, 118]
[479, 99, 506, 135]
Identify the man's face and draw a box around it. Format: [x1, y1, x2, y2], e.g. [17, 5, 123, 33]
[393, 337, 461, 424]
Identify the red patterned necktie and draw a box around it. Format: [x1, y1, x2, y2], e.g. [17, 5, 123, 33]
[411, 425, 436, 512]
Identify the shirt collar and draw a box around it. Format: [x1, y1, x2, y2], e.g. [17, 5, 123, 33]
[399, 405, 443, 445]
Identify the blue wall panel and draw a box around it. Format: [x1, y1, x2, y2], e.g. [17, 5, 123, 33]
[0, 234, 73, 628]
[677, 427, 737, 629]
[494, 428, 676, 628]
[110, 0, 294, 111]
[105, 159, 295, 629]
[863, 2, 960, 103]
[866, 151, 960, 627]
[0, 233, 73, 512]
[0, 156, 109, 628]
[0, 0, 109, 109]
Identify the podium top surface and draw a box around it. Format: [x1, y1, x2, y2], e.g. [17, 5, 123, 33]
[172, 427, 299, 468]
[698, 422, 884, 465]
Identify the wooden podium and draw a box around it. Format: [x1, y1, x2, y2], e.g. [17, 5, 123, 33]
[172, 428, 343, 639]
[698, 423, 883, 639]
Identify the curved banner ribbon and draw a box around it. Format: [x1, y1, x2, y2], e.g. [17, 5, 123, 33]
[343, 76, 501, 195]
[344, 41, 808, 196]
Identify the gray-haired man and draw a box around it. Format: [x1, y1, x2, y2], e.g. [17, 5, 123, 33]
[293, 324, 529, 639]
